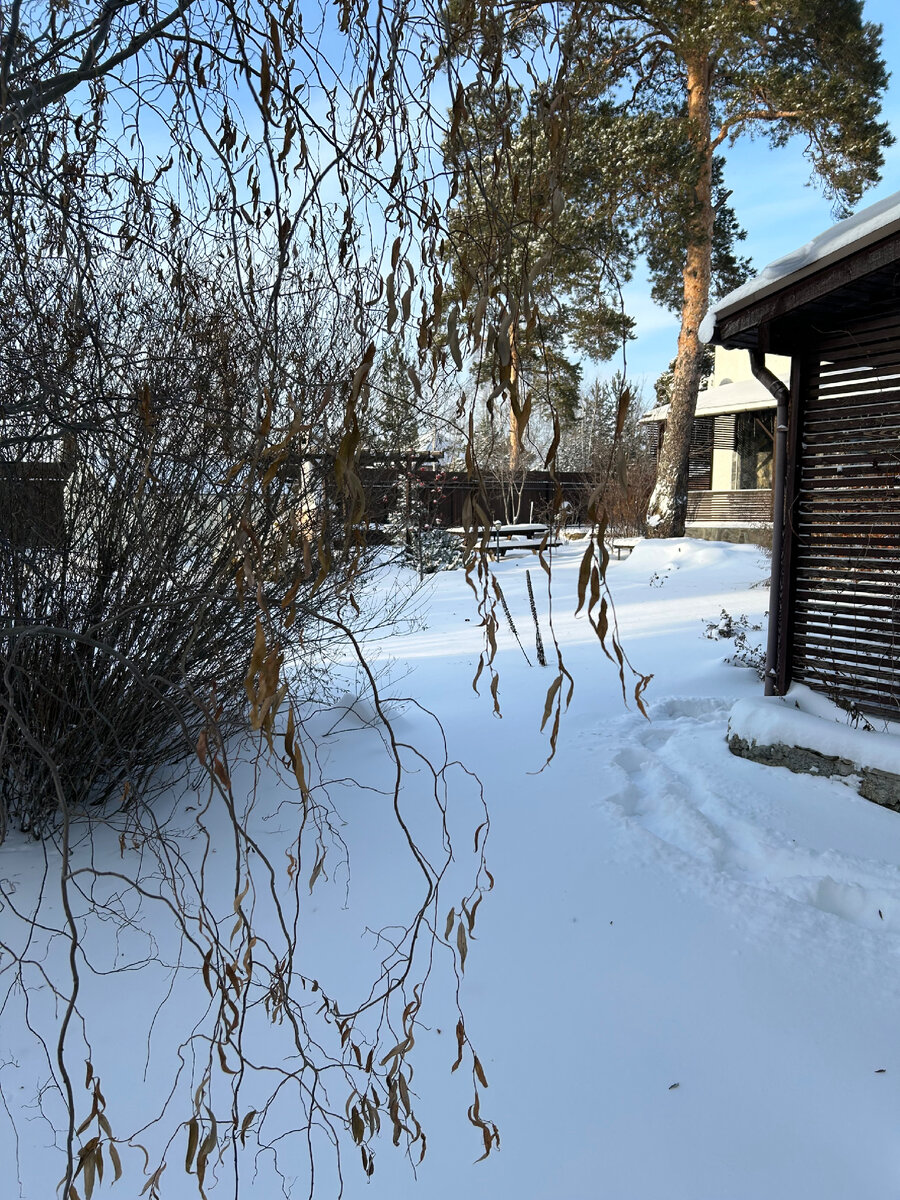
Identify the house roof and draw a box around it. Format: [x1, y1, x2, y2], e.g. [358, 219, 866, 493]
[640, 371, 785, 424]
[701, 189, 900, 349]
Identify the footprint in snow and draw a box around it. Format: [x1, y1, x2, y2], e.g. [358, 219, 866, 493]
[603, 696, 900, 933]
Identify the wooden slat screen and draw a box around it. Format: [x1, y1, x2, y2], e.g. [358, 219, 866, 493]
[714, 414, 736, 452]
[792, 312, 900, 721]
[686, 489, 772, 524]
[688, 417, 714, 491]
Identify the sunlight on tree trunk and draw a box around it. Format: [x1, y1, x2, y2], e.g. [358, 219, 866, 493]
[646, 52, 714, 538]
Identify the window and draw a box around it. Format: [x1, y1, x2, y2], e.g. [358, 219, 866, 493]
[732, 411, 774, 490]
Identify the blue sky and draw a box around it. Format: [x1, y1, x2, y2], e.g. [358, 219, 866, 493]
[598, 0, 900, 401]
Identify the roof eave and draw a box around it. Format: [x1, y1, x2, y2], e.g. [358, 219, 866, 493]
[706, 217, 900, 349]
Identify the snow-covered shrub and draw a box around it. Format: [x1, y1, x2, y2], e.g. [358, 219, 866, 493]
[413, 527, 464, 573]
[0, 260, 493, 1200]
[704, 608, 766, 678]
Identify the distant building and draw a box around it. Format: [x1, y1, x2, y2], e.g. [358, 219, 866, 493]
[641, 346, 789, 543]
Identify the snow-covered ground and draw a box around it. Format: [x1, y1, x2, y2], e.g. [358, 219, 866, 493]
[5, 538, 900, 1199]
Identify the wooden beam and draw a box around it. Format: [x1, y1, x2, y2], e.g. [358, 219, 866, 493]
[775, 351, 808, 697]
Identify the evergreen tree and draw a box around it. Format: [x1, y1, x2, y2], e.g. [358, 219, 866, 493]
[561, 0, 892, 536]
[653, 347, 715, 410]
[559, 375, 656, 532]
[369, 339, 421, 459]
[443, 77, 633, 470]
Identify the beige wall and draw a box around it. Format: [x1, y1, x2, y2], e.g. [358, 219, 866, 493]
[711, 432, 734, 490]
[710, 346, 790, 388]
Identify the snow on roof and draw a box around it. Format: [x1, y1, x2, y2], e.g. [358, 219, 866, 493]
[701, 189, 900, 344]
[640, 368, 787, 423]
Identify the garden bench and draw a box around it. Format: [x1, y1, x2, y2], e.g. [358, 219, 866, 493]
[609, 537, 641, 560]
[446, 524, 561, 556]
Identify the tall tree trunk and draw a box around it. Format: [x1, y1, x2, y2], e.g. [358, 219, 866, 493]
[507, 325, 532, 474]
[645, 53, 715, 538]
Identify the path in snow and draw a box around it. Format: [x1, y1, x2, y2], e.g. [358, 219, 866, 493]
[601, 695, 900, 936]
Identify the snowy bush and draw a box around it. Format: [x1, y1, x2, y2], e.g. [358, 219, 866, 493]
[704, 608, 766, 678]
[413, 527, 464, 573]
[0, 268, 491, 1198]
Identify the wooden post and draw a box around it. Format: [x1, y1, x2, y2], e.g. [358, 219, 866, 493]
[749, 350, 790, 697]
[775, 350, 809, 697]
[404, 451, 412, 550]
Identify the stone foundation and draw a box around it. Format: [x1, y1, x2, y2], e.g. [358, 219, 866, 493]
[728, 734, 900, 811]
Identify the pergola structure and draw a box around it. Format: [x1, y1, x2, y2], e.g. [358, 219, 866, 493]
[703, 192, 900, 722]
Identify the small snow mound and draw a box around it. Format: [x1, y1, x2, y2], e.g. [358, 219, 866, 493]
[619, 537, 762, 577]
[814, 876, 871, 925]
[651, 696, 731, 722]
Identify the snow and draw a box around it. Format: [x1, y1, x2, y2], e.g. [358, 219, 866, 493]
[6, 539, 900, 1198]
[730, 684, 900, 777]
[700, 188, 900, 343]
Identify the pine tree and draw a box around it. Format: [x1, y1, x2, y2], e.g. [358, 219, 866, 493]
[443, 77, 633, 471]
[558, 375, 655, 531]
[369, 338, 421, 460]
[562, 0, 892, 536]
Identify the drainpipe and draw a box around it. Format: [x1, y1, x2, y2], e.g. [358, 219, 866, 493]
[749, 351, 789, 697]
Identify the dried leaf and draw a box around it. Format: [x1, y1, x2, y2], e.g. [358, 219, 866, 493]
[456, 921, 468, 973]
[574, 544, 593, 616]
[202, 947, 214, 995]
[83, 1149, 95, 1200]
[398, 1072, 411, 1116]
[447, 305, 462, 369]
[540, 674, 563, 732]
[308, 846, 326, 893]
[473, 821, 487, 854]
[185, 1117, 199, 1172]
[350, 1107, 365, 1144]
[240, 1110, 256, 1146]
[451, 1020, 465, 1073]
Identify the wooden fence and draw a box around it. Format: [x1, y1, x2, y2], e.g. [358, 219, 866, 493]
[359, 467, 595, 527]
[0, 461, 69, 548]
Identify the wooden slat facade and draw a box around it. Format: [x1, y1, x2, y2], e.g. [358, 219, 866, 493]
[686, 489, 773, 524]
[713, 414, 736, 452]
[687, 417, 714, 490]
[788, 312, 900, 721]
[654, 411, 774, 523]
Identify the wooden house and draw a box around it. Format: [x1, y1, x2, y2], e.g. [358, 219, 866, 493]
[642, 347, 788, 542]
[702, 190, 900, 721]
